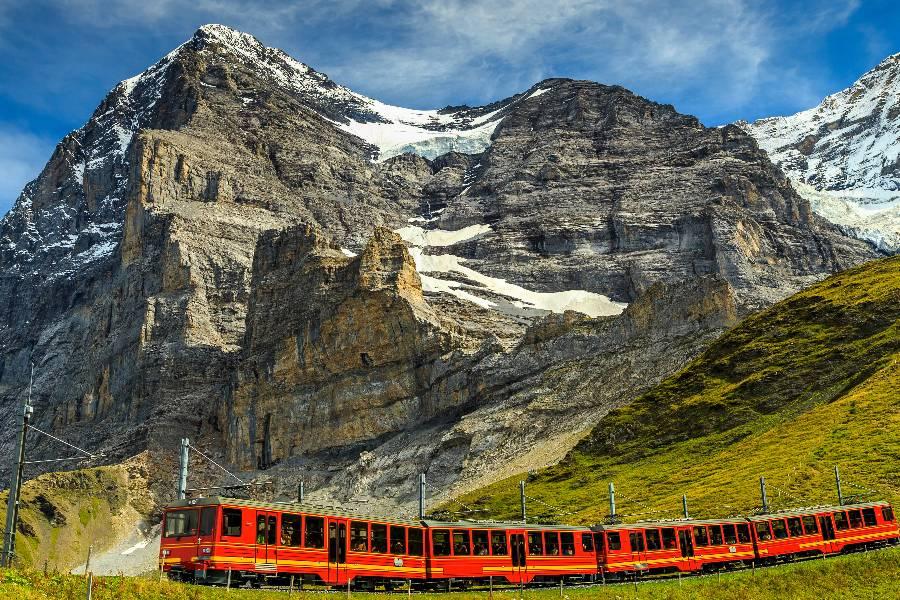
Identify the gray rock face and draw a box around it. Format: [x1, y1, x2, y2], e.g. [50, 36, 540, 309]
[0, 25, 877, 511]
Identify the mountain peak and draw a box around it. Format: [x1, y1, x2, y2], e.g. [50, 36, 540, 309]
[741, 50, 900, 252]
[191, 23, 262, 48]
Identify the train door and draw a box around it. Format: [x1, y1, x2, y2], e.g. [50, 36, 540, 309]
[328, 519, 348, 585]
[678, 529, 694, 571]
[629, 530, 647, 572]
[819, 515, 836, 553]
[510, 532, 527, 584]
[255, 511, 278, 570]
[196, 506, 217, 576]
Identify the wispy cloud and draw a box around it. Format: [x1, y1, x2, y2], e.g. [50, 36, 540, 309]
[0, 125, 54, 215]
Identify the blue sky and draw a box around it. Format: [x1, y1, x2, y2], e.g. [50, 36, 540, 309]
[1, 0, 899, 215]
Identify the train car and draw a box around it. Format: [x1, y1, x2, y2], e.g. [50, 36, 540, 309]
[750, 501, 899, 562]
[422, 520, 597, 587]
[594, 518, 753, 577]
[159, 497, 427, 588]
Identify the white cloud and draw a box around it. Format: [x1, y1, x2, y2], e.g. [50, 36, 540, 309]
[0, 126, 53, 216]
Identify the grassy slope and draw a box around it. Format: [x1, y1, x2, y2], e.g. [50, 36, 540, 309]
[2, 547, 899, 599]
[453, 255, 900, 524]
[0, 462, 152, 571]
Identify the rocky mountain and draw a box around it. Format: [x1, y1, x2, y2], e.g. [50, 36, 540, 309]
[741, 53, 900, 252]
[0, 25, 877, 519]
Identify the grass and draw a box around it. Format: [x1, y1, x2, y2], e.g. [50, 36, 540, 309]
[450, 255, 900, 524]
[1, 546, 898, 599]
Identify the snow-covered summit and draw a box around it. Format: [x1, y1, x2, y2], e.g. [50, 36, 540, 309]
[187, 24, 557, 161]
[741, 52, 900, 252]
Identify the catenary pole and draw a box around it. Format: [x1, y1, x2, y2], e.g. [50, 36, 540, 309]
[2, 362, 34, 567]
[178, 438, 189, 500]
[834, 466, 844, 505]
[418, 474, 426, 520]
[608, 482, 616, 521]
[520, 480, 527, 524]
[760, 476, 769, 513]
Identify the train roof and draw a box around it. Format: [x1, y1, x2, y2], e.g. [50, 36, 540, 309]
[164, 497, 589, 530]
[422, 520, 590, 531]
[163, 496, 423, 526]
[592, 517, 748, 531]
[746, 501, 889, 521]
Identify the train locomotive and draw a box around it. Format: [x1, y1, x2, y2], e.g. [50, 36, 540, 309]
[159, 496, 899, 588]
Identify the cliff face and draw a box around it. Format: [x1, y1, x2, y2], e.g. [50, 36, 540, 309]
[0, 25, 878, 511]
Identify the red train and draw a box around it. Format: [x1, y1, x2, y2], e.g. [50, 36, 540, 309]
[159, 497, 899, 588]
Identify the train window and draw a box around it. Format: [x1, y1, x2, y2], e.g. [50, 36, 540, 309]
[862, 508, 877, 527]
[801, 516, 818, 535]
[606, 532, 621, 551]
[350, 521, 369, 552]
[755, 522, 772, 541]
[199, 507, 216, 536]
[544, 532, 560, 556]
[662, 528, 677, 550]
[645, 529, 661, 551]
[882, 507, 895, 522]
[222, 509, 242, 537]
[629, 532, 645, 552]
[453, 530, 471, 555]
[771, 520, 788, 540]
[408, 528, 424, 556]
[491, 531, 508, 555]
[581, 532, 594, 553]
[561, 532, 575, 556]
[737, 524, 751, 543]
[528, 532, 543, 555]
[473, 530, 489, 556]
[281, 514, 302, 547]
[390, 526, 406, 554]
[709, 525, 723, 546]
[723, 524, 737, 545]
[848, 510, 863, 529]
[787, 518, 803, 537]
[371, 524, 388, 553]
[305, 516, 324, 548]
[432, 529, 451, 556]
[164, 509, 198, 538]
[693, 526, 709, 547]
[834, 512, 849, 531]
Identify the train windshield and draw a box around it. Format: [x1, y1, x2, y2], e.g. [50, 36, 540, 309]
[164, 509, 198, 538]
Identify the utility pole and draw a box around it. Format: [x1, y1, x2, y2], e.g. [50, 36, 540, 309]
[682, 494, 689, 519]
[834, 466, 844, 506]
[2, 362, 34, 567]
[178, 438, 189, 500]
[298, 481, 304, 503]
[759, 476, 769, 514]
[418, 474, 426, 520]
[520, 481, 526, 524]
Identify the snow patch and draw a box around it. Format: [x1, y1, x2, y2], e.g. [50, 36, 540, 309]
[396, 224, 491, 247]
[397, 224, 626, 318]
[340, 247, 357, 257]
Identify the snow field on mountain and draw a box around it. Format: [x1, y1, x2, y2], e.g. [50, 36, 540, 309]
[397, 224, 626, 318]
